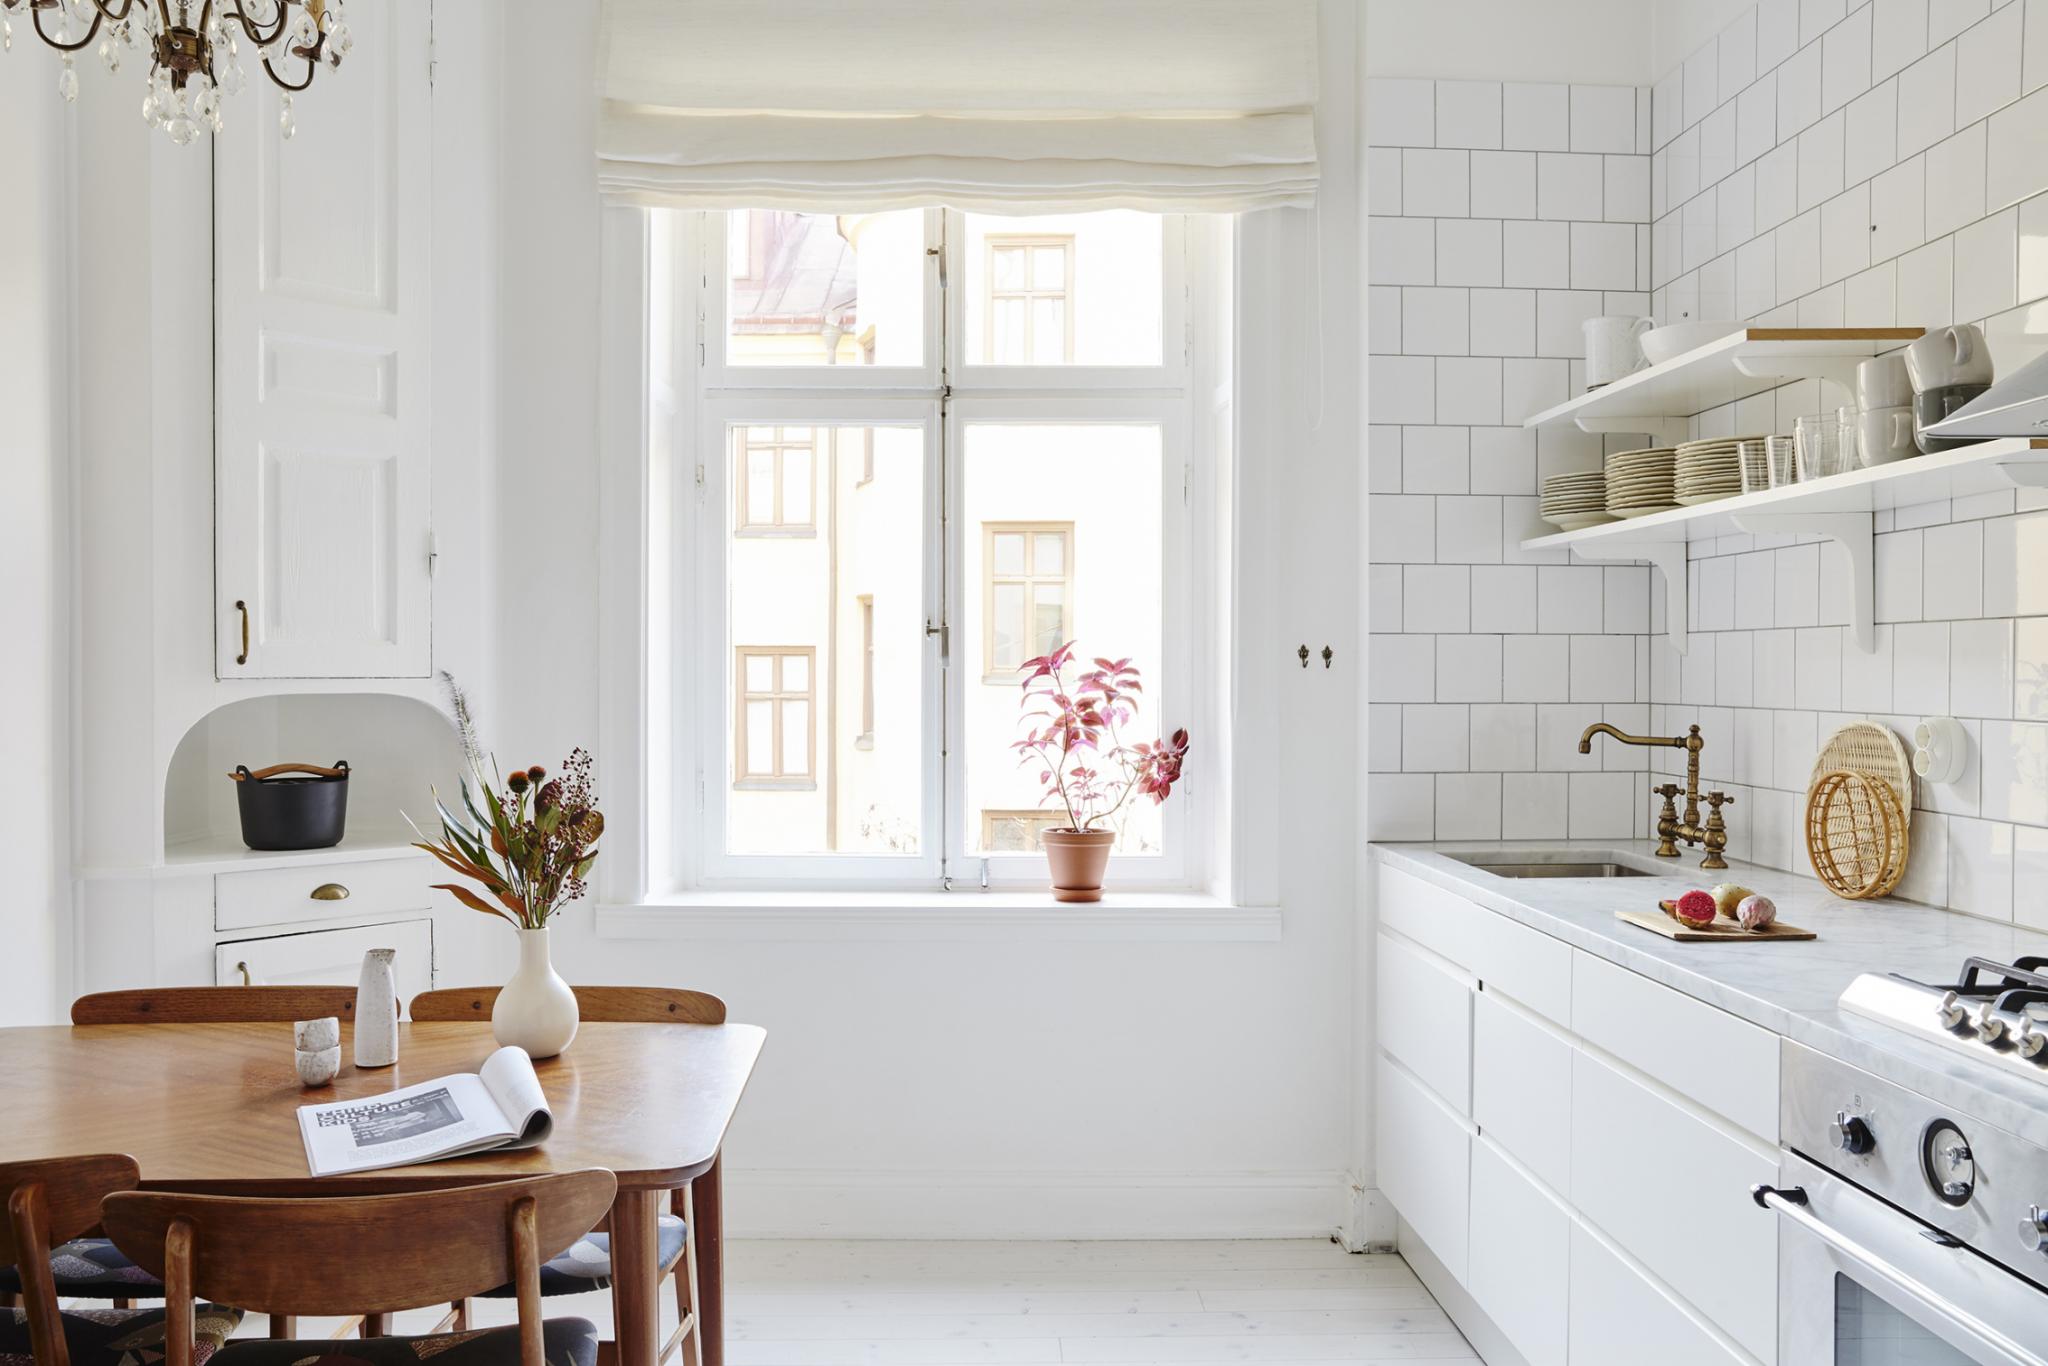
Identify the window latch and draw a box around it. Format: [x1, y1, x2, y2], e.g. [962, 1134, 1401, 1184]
[925, 618, 949, 661]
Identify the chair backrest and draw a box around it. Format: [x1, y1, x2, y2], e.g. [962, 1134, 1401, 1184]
[103, 1170, 616, 1366]
[1, 1155, 142, 1366]
[411, 985, 727, 1026]
[72, 987, 359, 1025]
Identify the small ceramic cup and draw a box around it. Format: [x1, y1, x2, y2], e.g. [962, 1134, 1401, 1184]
[1914, 382, 1992, 452]
[1856, 353, 1912, 409]
[294, 1016, 340, 1051]
[295, 1045, 341, 1088]
[1857, 405, 1917, 465]
[1904, 324, 1993, 392]
[1583, 315, 1654, 388]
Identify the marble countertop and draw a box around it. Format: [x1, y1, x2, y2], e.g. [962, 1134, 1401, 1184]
[1370, 840, 2048, 1143]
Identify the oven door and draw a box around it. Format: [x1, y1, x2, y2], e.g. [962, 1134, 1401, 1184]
[1763, 1152, 2048, 1366]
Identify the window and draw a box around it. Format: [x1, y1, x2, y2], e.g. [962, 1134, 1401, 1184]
[735, 426, 817, 533]
[659, 207, 1211, 889]
[982, 523, 1073, 679]
[734, 647, 815, 788]
[980, 809, 1068, 853]
[984, 234, 1074, 364]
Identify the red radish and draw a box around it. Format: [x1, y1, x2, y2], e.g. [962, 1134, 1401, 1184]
[1675, 889, 1718, 928]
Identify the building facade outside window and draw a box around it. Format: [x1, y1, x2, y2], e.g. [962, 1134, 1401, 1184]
[984, 234, 1074, 364]
[982, 522, 1073, 680]
[734, 646, 815, 788]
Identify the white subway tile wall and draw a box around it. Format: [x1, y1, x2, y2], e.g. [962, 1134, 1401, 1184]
[1368, 7, 2048, 925]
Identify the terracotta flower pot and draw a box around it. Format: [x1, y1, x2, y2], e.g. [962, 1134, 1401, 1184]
[1041, 828, 1115, 902]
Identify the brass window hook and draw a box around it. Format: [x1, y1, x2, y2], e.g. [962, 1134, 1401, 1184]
[1321, 645, 1333, 668]
[1297, 644, 1310, 669]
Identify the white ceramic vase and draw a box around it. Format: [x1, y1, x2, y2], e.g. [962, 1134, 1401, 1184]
[493, 927, 579, 1058]
[354, 948, 399, 1067]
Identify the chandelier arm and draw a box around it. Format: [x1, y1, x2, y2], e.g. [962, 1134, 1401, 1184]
[30, 3, 107, 52]
[220, 0, 290, 48]
[86, 0, 139, 22]
[258, 41, 318, 92]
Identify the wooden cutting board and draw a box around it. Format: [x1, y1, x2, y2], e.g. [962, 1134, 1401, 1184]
[1617, 908, 1816, 942]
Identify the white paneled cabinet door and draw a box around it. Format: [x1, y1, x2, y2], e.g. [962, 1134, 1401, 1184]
[217, 919, 433, 1007]
[215, 0, 433, 678]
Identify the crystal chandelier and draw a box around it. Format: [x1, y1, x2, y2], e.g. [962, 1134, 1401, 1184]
[0, 0, 349, 143]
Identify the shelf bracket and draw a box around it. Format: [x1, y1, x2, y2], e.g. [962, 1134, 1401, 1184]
[1731, 511, 1875, 654]
[1574, 415, 1691, 446]
[1563, 539, 1689, 656]
[1731, 355, 1863, 411]
[1997, 457, 2048, 488]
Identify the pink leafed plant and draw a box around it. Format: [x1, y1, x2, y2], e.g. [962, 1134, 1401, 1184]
[1012, 642, 1191, 833]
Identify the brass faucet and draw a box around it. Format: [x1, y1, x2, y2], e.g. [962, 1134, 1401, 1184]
[1578, 722, 1734, 869]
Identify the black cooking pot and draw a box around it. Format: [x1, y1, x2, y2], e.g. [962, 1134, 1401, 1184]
[231, 760, 351, 851]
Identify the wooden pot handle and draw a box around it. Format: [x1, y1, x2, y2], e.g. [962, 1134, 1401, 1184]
[229, 761, 351, 782]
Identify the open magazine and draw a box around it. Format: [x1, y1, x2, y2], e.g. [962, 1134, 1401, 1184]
[298, 1045, 553, 1177]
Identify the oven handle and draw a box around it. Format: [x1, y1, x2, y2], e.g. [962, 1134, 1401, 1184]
[1752, 1185, 2048, 1366]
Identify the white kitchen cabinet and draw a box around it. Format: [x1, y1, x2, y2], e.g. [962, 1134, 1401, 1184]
[214, 854, 436, 933]
[216, 918, 432, 1009]
[1377, 930, 1474, 1114]
[1377, 1056, 1473, 1283]
[1468, 1138, 1569, 1366]
[1569, 1049, 1779, 1364]
[1566, 1223, 1747, 1366]
[1472, 988, 1573, 1195]
[213, 0, 434, 679]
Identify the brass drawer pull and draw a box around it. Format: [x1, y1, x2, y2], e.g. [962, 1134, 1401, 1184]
[234, 599, 250, 666]
[235, 961, 253, 986]
[310, 883, 350, 901]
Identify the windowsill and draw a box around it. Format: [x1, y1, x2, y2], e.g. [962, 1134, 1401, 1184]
[593, 891, 1279, 942]
[733, 779, 819, 792]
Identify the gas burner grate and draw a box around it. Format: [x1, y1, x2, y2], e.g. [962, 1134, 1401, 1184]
[1893, 956, 2048, 997]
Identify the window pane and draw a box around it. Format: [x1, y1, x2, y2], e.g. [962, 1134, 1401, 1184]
[965, 212, 1163, 366]
[965, 425, 1164, 855]
[745, 448, 774, 525]
[726, 209, 923, 367]
[1034, 532, 1065, 575]
[727, 424, 925, 854]
[991, 582, 1024, 669]
[992, 246, 1025, 290]
[1032, 299, 1064, 364]
[992, 532, 1025, 575]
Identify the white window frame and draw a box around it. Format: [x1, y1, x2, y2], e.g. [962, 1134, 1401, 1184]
[614, 206, 1223, 897]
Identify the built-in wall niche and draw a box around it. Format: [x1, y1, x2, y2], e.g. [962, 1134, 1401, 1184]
[162, 693, 464, 870]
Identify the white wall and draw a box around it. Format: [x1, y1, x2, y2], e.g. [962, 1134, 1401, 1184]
[1365, 0, 1658, 85]
[493, 3, 1365, 1238]
[0, 74, 72, 1026]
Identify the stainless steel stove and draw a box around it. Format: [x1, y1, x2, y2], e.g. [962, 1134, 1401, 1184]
[1750, 959, 2048, 1364]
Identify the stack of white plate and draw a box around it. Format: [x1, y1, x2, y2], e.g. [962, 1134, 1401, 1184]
[1604, 446, 1679, 516]
[1673, 437, 1754, 504]
[1540, 471, 1612, 530]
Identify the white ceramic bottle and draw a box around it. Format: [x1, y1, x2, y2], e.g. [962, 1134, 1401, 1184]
[354, 947, 399, 1067]
[493, 926, 579, 1058]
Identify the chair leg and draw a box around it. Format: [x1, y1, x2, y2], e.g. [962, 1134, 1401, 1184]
[674, 1187, 702, 1366]
[0, 1293, 17, 1311]
[112, 1299, 134, 1310]
[268, 1315, 298, 1340]
[363, 1313, 391, 1338]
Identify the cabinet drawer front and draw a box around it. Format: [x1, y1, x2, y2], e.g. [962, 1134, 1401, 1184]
[1377, 865, 1489, 970]
[217, 919, 433, 1010]
[1468, 1139, 1568, 1366]
[1567, 1223, 1748, 1366]
[1472, 990, 1572, 1194]
[1376, 1058, 1471, 1284]
[216, 855, 435, 932]
[1570, 1051, 1778, 1364]
[1377, 931, 1473, 1115]
[1571, 950, 1778, 1144]
[1377, 866, 1569, 1025]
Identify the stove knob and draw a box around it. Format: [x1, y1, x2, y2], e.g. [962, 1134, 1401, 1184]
[2021, 1206, 2048, 1255]
[1978, 1004, 2009, 1044]
[1945, 1180, 1974, 1201]
[1938, 990, 1969, 1029]
[2019, 1020, 2048, 1059]
[1830, 1111, 1876, 1155]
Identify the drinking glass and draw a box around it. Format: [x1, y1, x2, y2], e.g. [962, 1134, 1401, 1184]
[1765, 435, 1798, 488]
[1795, 413, 1852, 481]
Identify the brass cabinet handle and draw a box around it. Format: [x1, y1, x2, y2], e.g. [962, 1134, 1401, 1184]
[310, 883, 350, 901]
[234, 599, 250, 665]
[235, 961, 253, 986]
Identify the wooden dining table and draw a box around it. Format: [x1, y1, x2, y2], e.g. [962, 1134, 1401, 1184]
[0, 1017, 766, 1366]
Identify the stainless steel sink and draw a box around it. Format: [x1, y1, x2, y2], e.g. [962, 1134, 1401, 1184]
[1444, 856, 1654, 879]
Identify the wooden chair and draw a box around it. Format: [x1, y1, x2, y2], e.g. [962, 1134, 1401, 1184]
[409, 988, 726, 1366]
[0, 1154, 244, 1366]
[101, 1171, 617, 1366]
[20, 988, 360, 1336]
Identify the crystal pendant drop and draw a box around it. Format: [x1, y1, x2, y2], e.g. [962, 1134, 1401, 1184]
[57, 55, 77, 101]
[3, 16, 13, 53]
[98, 37, 119, 73]
[278, 92, 294, 140]
[167, 114, 195, 144]
[328, 22, 350, 62]
[221, 59, 244, 94]
[141, 88, 156, 123]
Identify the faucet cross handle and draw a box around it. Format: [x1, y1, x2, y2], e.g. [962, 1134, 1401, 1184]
[1706, 789, 1735, 809]
[1653, 782, 1681, 798]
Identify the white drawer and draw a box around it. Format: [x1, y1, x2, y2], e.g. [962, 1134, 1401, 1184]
[215, 855, 436, 932]
[1468, 1138, 1567, 1366]
[1377, 931, 1473, 1115]
[1570, 1049, 1779, 1364]
[1377, 865, 1489, 969]
[1376, 1056, 1472, 1283]
[1571, 950, 1779, 1144]
[1568, 1222, 1747, 1366]
[1472, 989, 1572, 1195]
[217, 919, 434, 1009]
[1376, 865, 1570, 1025]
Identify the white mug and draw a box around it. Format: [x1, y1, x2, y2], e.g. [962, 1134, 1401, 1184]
[1858, 406, 1916, 466]
[1584, 315, 1653, 388]
[1856, 353, 1912, 409]
[1904, 324, 1993, 392]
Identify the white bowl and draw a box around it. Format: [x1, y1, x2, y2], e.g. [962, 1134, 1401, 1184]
[1639, 322, 1744, 367]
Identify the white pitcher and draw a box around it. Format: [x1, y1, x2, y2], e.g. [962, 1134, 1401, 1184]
[354, 947, 399, 1068]
[1583, 316, 1654, 388]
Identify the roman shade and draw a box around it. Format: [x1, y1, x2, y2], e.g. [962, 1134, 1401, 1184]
[595, 0, 1320, 213]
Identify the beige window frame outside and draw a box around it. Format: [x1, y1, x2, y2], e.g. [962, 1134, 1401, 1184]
[857, 596, 875, 748]
[979, 808, 1069, 852]
[983, 234, 1076, 365]
[734, 425, 819, 535]
[982, 521, 1074, 682]
[734, 645, 817, 789]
